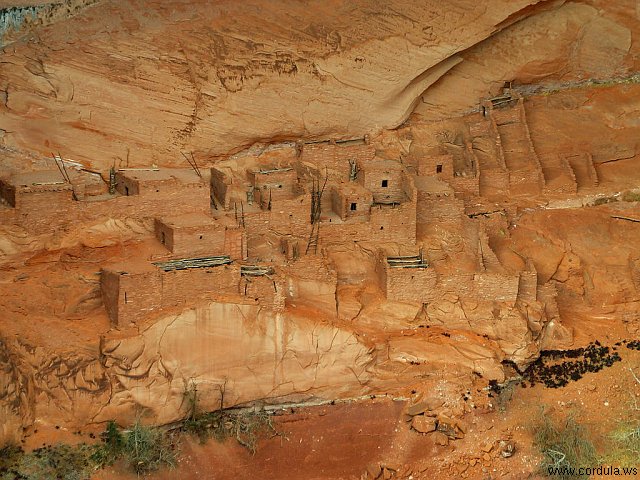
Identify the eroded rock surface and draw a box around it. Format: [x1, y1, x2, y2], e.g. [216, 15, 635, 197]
[0, 0, 606, 169]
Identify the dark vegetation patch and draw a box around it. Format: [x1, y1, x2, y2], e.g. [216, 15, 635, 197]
[0, 421, 177, 479]
[523, 341, 622, 389]
[489, 340, 634, 395]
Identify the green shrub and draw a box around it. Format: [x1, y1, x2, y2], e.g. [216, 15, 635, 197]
[122, 422, 177, 475]
[0, 443, 95, 480]
[592, 196, 617, 206]
[604, 420, 640, 467]
[181, 380, 276, 453]
[90, 420, 124, 468]
[184, 408, 275, 454]
[533, 412, 597, 479]
[622, 191, 640, 203]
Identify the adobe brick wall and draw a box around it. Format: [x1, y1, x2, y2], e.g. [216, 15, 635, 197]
[318, 173, 417, 247]
[517, 269, 538, 303]
[318, 199, 416, 247]
[241, 275, 285, 311]
[430, 272, 519, 305]
[473, 273, 519, 304]
[243, 210, 271, 237]
[281, 256, 338, 314]
[101, 269, 122, 324]
[478, 169, 509, 196]
[154, 219, 175, 251]
[224, 227, 247, 260]
[268, 194, 312, 236]
[369, 201, 416, 244]
[14, 190, 76, 234]
[449, 176, 480, 198]
[437, 273, 476, 299]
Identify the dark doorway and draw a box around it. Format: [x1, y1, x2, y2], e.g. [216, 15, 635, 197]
[436, 165, 443, 173]
[350, 202, 357, 211]
[381, 179, 388, 187]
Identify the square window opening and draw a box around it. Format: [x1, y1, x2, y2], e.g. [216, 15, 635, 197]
[381, 179, 388, 187]
[350, 202, 357, 211]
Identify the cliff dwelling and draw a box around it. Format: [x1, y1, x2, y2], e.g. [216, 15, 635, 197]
[1, 1, 640, 479]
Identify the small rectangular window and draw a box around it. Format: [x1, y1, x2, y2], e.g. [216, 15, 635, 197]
[381, 179, 388, 187]
[436, 165, 443, 173]
[350, 202, 357, 211]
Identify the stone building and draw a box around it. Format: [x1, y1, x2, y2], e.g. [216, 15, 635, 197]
[154, 213, 246, 260]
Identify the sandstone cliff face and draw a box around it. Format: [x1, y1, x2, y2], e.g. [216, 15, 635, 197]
[1, 0, 639, 449]
[2, 1, 638, 171]
[0, 0, 593, 170]
[99, 303, 373, 425]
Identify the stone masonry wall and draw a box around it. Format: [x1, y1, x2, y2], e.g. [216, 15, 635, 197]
[383, 265, 438, 304]
[12, 182, 211, 235]
[102, 264, 241, 326]
[301, 142, 375, 181]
